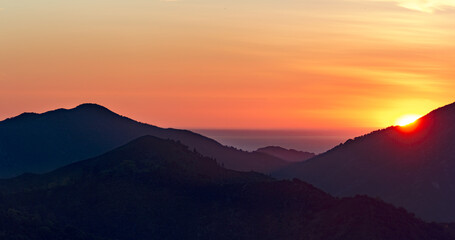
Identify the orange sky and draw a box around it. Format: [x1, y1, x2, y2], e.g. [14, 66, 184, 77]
[0, 0, 454, 129]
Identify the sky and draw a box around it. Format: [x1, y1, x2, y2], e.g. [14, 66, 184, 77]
[0, 0, 454, 130]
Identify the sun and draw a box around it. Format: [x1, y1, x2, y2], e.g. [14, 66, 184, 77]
[395, 114, 421, 127]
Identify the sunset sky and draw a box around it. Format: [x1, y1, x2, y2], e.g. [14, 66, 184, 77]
[1, 0, 454, 130]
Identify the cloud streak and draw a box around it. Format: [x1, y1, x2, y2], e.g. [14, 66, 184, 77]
[377, 0, 455, 13]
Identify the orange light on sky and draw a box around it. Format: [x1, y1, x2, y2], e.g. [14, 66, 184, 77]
[0, 0, 454, 130]
[395, 114, 422, 126]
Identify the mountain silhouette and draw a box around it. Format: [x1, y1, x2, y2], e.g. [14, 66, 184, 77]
[0, 136, 270, 193]
[275, 101, 455, 222]
[0, 103, 286, 177]
[0, 136, 452, 240]
[255, 146, 315, 162]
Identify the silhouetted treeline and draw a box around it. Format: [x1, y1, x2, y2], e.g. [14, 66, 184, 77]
[0, 136, 453, 240]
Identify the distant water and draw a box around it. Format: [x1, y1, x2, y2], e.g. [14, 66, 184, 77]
[192, 129, 372, 154]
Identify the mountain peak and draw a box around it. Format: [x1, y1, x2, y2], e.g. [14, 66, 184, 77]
[108, 135, 190, 156]
[74, 103, 114, 112]
[37, 135, 272, 189]
[256, 146, 315, 162]
[257, 146, 288, 151]
[1, 103, 116, 124]
[0, 103, 287, 178]
[276, 101, 455, 222]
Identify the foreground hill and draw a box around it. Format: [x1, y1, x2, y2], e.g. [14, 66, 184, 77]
[0, 136, 452, 240]
[0, 103, 286, 177]
[255, 146, 315, 162]
[275, 101, 455, 222]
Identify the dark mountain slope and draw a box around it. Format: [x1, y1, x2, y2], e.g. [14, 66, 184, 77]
[275, 101, 455, 222]
[0, 136, 452, 240]
[0, 103, 286, 177]
[255, 146, 315, 162]
[0, 136, 270, 193]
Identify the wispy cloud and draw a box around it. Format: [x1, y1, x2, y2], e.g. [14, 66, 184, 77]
[376, 0, 455, 13]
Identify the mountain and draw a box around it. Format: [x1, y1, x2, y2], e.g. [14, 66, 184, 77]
[0, 135, 271, 193]
[0, 103, 287, 177]
[255, 146, 315, 162]
[0, 135, 453, 240]
[275, 101, 455, 222]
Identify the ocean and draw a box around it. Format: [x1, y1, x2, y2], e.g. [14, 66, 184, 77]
[192, 129, 372, 154]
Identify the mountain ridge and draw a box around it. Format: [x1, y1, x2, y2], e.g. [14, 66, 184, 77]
[0, 104, 287, 177]
[275, 101, 455, 222]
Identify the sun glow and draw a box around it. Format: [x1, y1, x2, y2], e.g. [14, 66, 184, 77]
[395, 114, 421, 126]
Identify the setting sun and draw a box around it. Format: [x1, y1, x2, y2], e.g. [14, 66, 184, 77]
[395, 114, 422, 126]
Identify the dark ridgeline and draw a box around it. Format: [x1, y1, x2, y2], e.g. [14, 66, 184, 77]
[0, 103, 287, 178]
[0, 136, 453, 240]
[275, 101, 455, 222]
[255, 146, 316, 162]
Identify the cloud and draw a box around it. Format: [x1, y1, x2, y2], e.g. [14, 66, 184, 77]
[377, 0, 455, 13]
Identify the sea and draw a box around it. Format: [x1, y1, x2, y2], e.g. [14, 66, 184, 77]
[192, 128, 373, 154]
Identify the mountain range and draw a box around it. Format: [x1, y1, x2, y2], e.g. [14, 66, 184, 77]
[2, 101, 455, 232]
[0, 103, 286, 178]
[275, 101, 455, 222]
[0, 136, 452, 240]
